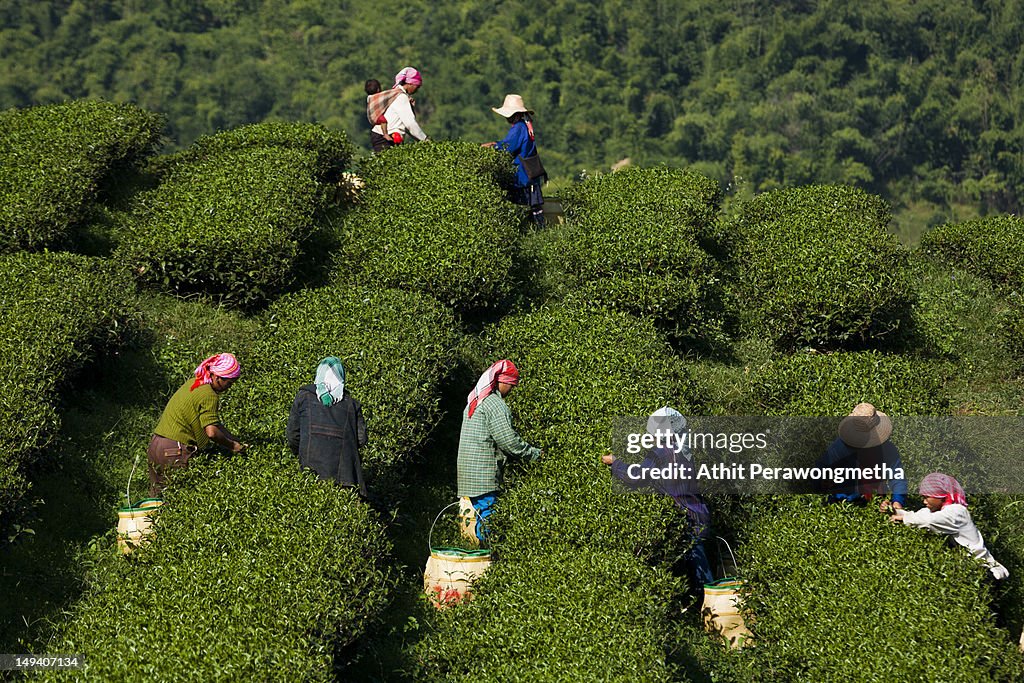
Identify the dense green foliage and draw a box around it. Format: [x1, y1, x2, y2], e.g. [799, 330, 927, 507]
[335, 141, 522, 312]
[734, 185, 913, 350]
[479, 304, 701, 454]
[921, 215, 1024, 294]
[233, 284, 461, 482]
[45, 451, 393, 681]
[415, 548, 685, 682]
[5, 0, 1024, 231]
[413, 304, 702, 678]
[0, 252, 135, 534]
[0, 99, 162, 252]
[1003, 304, 1024, 362]
[152, 120, 354, 180]
[2, 86, 1023, 678]
[540, 166, 728, 342]
[474, 304, 703, 555]
[750, 350, 950, 416]
[117, 145, 325, 308]
[731, 498, 1023, 680]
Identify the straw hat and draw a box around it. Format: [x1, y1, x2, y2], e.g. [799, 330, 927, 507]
[492, 94, 534, 118]
[838, 402, 892, 449]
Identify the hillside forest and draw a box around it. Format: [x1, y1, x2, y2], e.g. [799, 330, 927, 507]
[3, 0, 1024, 239]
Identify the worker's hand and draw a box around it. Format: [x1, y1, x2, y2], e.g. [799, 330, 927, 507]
[891, 501, 903, 510]
[889, 513, 903, 523]
[232, 441, 248, 454]
[601, 454, 615, 466]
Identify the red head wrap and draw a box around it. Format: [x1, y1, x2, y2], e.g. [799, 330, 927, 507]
[467, 359, 519, 418]
[190, 353, 241, 391]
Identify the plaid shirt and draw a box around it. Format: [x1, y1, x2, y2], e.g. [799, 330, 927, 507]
[457, 392, 540, 498]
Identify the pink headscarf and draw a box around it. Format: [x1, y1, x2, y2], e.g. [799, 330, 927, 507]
[918, 472, 968, 508]
[190, 353, 241, 391]
[394, 66, 422, 88]
[467, 359, 519, 418]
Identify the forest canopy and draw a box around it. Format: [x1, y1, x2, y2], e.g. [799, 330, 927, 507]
[2, 0, 1023, 235]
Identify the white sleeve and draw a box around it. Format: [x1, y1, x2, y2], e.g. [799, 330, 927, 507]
[391, 94, 428, 141]
[899, 506, 965, 534]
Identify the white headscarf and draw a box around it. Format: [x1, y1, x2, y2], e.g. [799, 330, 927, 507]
[646, 406, 691, 461]
[314, 357, 346, 406]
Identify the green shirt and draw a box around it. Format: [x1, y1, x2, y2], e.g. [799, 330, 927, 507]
[457, 392, 540, 498]
[153, 380, 221, 449]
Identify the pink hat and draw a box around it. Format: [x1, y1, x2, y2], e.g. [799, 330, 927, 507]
[394, 67, 422, 87]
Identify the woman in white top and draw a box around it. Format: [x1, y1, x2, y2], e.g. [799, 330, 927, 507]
[370, 66, 429, 153]
[891, 472, 1008, 579]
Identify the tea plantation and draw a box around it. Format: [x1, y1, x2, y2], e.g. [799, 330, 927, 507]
[0, 99, 1022, 681]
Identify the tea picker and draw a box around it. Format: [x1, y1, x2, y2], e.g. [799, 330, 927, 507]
[456, 359, 541, 544]
[147, 352, 248, 498]
[816, 402, 907, 512]
[287, 357, 368, 497]
[481, 94, 547, 226]
[602, 407, 714, 592]
[890, 472, 1009, 580]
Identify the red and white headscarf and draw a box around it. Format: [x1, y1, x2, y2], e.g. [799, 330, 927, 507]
[467, 359, 519, 418]
[918, 472, 968, 508]
[190, 352, 241, 391]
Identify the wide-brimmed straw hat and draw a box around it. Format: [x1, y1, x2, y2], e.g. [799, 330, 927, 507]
[838, 402, 892, 449]
[492, 94, 534, 118]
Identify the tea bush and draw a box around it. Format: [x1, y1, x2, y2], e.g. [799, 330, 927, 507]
[921, 215, 1024, 294]
[479, 303, 702, 450]
[733, 185, 913, 350]
[733, 497, 1024, 681]
[334, 141, 523, 313]
[0, 252, 135, 532]
[411, 305, 704, 679]
[750, 351, 950, 417]
[1002, 302, 1024, 360]
[136, 292, 262, 401]
[0, 100, 163, 252]
[902, 256, 1006, 359]
[152, 121, 354, 182]
[476, 303, 703, 557]
[540, 166, 728, 342]
[413, 547, 685, 682]
[983, 494, 1024, 647]
[231, 284, 460, 481]
[44, 450, 393, 681]
[117, 146, 324, 309]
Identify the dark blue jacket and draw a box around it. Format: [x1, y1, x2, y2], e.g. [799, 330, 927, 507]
[815, 438, 907, 506]
[287, 385, 367, 496]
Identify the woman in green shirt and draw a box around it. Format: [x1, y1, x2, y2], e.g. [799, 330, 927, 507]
[148, 353, 247, 496]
